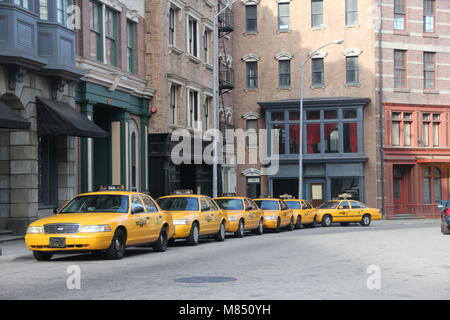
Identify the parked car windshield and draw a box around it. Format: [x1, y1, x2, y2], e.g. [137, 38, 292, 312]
[60, 195, 129, 213]
[158, 197, 199, 211]
[215, 199, 244, 210]
[285, 201, 301, 210]
[318, 201, 340, 209]
[255, 200, 279, 210]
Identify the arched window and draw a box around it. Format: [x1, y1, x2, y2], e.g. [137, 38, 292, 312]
[424, 167, 442, 204]
[129, 121, 139, 192]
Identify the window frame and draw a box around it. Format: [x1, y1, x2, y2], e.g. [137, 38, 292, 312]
[345, 0, 358, 26]
[311, 0, 324, 28]
[278, 2, 290, 31]
[245, 4, 258, 33]
[394, 49, 407, 88]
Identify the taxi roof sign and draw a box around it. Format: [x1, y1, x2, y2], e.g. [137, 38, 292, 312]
[172, 189, 194, 195]
[99, 185, 125, 191]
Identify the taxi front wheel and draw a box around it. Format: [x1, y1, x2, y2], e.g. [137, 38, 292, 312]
[215, 222, 226, 242]
[255, 220, 264, 235]
[186, 223, 199, 246]
[234, 220, 245, 238]
[153, 227, 168, 252]
[322, 215, 333, 227]
[33, 251, 53, 262]
[360, 214, 371, 227]
[106, 229, 126, 260]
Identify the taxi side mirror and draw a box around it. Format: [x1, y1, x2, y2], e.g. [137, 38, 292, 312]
[53, 208, 59, 215]
[202, 206, 211, 212]
[245, 206, 253, 211]
[132, 206, 145, 214]
[338, 206, 344, 210]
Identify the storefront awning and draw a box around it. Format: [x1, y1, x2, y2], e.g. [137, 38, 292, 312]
[37, 97, 107, 138]
[0, 101, 31, 129]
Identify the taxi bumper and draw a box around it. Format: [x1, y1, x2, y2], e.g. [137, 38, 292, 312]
[226, 221, 240, 232]
[263, 218, 279, 229]
[25, 233, 113, 252]
[172, 224, 192, 239]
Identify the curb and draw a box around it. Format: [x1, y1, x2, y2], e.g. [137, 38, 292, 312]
[0, 236, 24, 243]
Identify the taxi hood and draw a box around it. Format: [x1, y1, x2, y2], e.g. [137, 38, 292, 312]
[30, 213, 126, 226]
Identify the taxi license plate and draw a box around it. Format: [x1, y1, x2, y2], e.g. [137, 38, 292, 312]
[49, 237, 66, 248]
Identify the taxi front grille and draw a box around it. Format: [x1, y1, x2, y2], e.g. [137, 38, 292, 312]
[44, 224, 80, 234]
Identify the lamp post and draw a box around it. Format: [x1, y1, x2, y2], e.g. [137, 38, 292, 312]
[212, 0, 238, 198]
[298, 39, 344, 200]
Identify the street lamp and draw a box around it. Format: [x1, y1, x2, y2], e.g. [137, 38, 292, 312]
[298, 39, 344, 200]
[212, 0, 238, 198]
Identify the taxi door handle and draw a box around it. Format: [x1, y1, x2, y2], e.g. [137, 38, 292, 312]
[146, 217, 150, 220]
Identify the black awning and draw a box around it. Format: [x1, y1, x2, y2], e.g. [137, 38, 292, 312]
[37, 97, 107, 138]
[0, 101, 31, 129]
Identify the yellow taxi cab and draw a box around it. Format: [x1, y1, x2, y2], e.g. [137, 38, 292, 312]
[214, 196, 264, 237]
[253, 198, 294, 233]
[284, 199, 317, 229]
[316, 199, 383, 227]
[157, 191, 227, 246]
[25, 186, 175, 261]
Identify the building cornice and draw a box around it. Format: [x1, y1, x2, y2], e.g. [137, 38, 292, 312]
[259, 97, 371, 109]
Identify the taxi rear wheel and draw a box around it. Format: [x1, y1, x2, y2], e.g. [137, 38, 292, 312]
[286, 219, 294, 231]
[274, 218, 281, 233]
[215, 222, 226, 242]
[234, 220, 245, 238]
[295, 216, 302, 229]
[308, 217, 317, 228]
[33, 251, 53, 262]
[255, 219, 264, 235]
[186, 223, 199, 246]
[106, 229, 126, 260]
[153, 227, 168, 252]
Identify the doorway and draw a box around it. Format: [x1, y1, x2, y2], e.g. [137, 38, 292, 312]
[393, 165, 411, 214]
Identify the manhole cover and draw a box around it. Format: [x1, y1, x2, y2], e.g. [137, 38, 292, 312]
[175, 276, 237, 284]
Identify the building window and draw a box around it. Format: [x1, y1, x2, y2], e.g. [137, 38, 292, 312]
[204, 96, 211, 130]
[394, 0, 406, 30]
[279, 60, 291, 88]
[278, 2, 290, 31]
[424, 52, 436, 89]
[246, 119, 258, 148]
[14, 0, 33, 11]
[204, 29, 211, 64]
[127, 20, 136, 73]
[188, 17, 199, 57]
[345, 0, 358, 26]
[57, 0, 73, 26]
[247, 177, 261, 199]
[246, 5, 257, 33]
[424, 0, 435, 33]
[89, 0, 102, 62]
[39, 0, 49, 20]
[422, 112, 440, 147]
[346, 56, 359, 85]
[312, 58, 324, 87]
[130, 132, 137, 192]
[394, 50, 407, 88]
[311, 0, 323, 28]
[38, 136, 58, 208]
[331, 178, 361, 201]
[391, 112, 412, 146]
[424, 167, 441, 204]
[246, 61, 258, 89]
[169, 85, 178, 125]
[188, 89, 200, 129]
[105, 7, 119, 67]
[169, 8, 176, 46]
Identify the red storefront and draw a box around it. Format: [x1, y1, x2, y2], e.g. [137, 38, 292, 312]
[384, 103, 450, 219]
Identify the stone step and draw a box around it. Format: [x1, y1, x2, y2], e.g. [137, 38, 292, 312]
[389, 214, 427, 220]
[0, 231, 24, 243]
[0, 230, 12, 236]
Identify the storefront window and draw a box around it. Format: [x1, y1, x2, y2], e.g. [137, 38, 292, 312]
[324, 123, 339, 153]
[343, 122, 358, 153]
[331, 178, 360, 200]
[307, 123, 321, 154]
[289, 124, 300, 154]
[424, 167, 442, 204]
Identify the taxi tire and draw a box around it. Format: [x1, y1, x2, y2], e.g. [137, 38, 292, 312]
[274, 218, 281, 233]
[309, 217, 317, 228]
[186, 223, 200, 246]
[322, 215, 333, 227]
[234, 220, 245, 238]
[295, 216, 302, 229]
[255, 219, 264, 235]
[360, 214, 371, 227]
[441, 224, 450, 235]
[215, 222, 226, 242]
[106, 229, 126, 260]
[286, 219, 295, 232]
[33, 251, 53, 262]
[153, 227, 168, 252]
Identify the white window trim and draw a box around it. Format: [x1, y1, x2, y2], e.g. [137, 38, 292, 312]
[343, 48, 363, 57]
[186, 14, 201, 59]
[242, 53, 261, 62]
[187, 87, 201, 130]
[275, 51, 294, 60]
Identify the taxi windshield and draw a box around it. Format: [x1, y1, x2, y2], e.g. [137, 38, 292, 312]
[285, 201, 301, 210]
[60, 195, 129, 214]
[318, 201, 340, 209]
[215, 199, 244, 210]
[158, 197, 199, 211]
[255, 200, 279, 210]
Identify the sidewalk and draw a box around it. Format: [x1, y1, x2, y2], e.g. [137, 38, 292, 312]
[0, 239, 30, 260]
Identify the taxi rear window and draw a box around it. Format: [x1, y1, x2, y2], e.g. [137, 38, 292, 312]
[318, 201, 339, 209]
[60, 195, 129, 214]
[158, 197, 199, 211]
[255, 200, 279, 210]
[285, 201, 301, 210]
[215, 199, 244, 210]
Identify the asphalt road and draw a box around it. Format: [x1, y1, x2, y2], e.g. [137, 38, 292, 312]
[1, 219, 449, 300]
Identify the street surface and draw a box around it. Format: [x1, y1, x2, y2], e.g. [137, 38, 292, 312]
[1, 219, 449, 300]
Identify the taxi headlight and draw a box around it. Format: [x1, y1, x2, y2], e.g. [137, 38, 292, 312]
[264, 215, 276, 220]
[228, 216, 239, 222]
[173, 219, 190, 225]
[26, 226, 44, 234]
[80, 225, 112, 233]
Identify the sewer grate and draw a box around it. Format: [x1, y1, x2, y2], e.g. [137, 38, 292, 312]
[175, 276, 237, 284]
